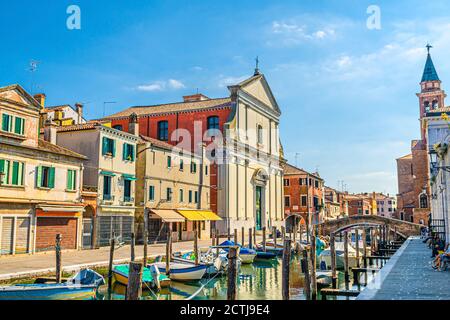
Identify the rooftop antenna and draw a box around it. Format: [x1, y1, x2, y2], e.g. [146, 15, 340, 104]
[254, 56, 260, 76]
[295, 152, 300, 168]
[103, 101, 117, 118]
[28, 60, 40, 95]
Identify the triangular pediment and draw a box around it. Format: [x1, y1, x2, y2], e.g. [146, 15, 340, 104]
[0, 84, 41, 111]
[235, 74, 281, 115]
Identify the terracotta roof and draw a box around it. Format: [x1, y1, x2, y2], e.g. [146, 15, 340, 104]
[283, 163, 322, 180]
[42, 105, 71, 113]
[38, 139, 87, 159]
[139, 135, 175, 150]
[55, 121, 104, 132]
[104, 97, 232, 119]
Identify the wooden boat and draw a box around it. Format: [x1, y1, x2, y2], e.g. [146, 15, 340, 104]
[0, 269, 104, 300]
[172, 251, 227, 276]
[112, 264, 170, 289]
[219, 240, 257, 264]
[316, 271, 333, 288]
[255, 250, 277, 260]
[152, 262, 208, 281]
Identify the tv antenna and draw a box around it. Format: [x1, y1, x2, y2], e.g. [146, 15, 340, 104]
[28, 60, 41, 95]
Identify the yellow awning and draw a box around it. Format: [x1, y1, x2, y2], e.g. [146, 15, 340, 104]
[150, 209, 185, 223]
[177, 210, 222, 221]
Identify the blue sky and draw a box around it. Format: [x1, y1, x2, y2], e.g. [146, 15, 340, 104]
[1, 0, 450, 195]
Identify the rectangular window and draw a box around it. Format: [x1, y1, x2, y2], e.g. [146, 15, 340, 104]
[179, 189, 184, 202]
[103, 176, 112, 200]
[190, 161, 197, 173]
[36, 166, 55, 189]
[166, 188, 173, 202]
[14, 117, 25, 135]
[179, 159, 184, 171]
[158, 121, 169, 141]
[66, 169, 77, 191]
[283, 179, 290, 186]
[358, 208, 362, 215]
[301, 195, 307, 207]
[0, 160, 24, 186]
[102, 137, 116, 156]
[149, 185, 155, 201]
[315, 180, 319, 188]
[284, 196, 290, 207]
[194, 191, 199, 204]
[1, 114, 12, 132]
[167, 156, 172, 168]
[299, 178, 304, 186]
[124, 179, 132, 202]
[205, 165, 208, 176]
[123, 143, 135, 161]
[189, 190, 193, 203]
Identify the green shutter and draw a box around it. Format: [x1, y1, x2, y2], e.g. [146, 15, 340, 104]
[14, 117, 24, 135]
[48, 167, 55, 189]
[123, 143, 127, 160]
[167, 156, 171, 168]
[11, 162, 19, 185]
[36, 166, 42, 188]
[0, 159, 5, 185]
[102, 137, 108, 155]
[18, 162, 24, 186]
[112, 140, 116, 157]
[67, 170, 73, 190]
[131, 145, 135, 161]
[2, 114, 9, 131]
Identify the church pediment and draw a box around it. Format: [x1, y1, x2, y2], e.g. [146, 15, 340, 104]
[232, 74, 281, 116]
[0, 84, 41, 111]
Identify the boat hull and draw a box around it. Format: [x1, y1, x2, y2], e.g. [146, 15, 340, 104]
[240, 253, 257, 264]
[152, 262, 207, 281]
[0, 284, 97, 300]
[112, 266, 171, 289]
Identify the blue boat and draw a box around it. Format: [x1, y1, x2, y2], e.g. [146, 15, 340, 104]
[255, 250, 277, 260]
[219, 240, 257, 264]
[0, 269, 104, 300]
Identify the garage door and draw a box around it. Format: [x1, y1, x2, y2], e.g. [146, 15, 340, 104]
[1, 217, 14, 255]
[97, 216, 133, 247]
[15, 217, 30, 254]
[36, 218, 77, 252]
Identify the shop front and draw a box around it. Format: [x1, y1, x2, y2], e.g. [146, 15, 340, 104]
[0, 203, 33, 256]
[95, 207, 135, 247]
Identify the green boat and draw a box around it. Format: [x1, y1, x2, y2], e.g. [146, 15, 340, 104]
[112, 264, 171, 289]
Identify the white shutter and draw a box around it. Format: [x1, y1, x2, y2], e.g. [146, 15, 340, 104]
[1, 218, 14, 255]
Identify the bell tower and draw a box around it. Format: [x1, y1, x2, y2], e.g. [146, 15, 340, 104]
[417, 44, 446, 141]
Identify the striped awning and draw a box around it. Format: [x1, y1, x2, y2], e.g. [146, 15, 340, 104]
[177, 210, 222, 221]
[150, 209, 185, 223]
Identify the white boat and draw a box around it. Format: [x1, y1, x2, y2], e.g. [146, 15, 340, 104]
[318, 242, 362, 269]
[152, 262, 207, 281]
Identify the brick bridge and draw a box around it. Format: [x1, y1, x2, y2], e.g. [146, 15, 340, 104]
[318, 215, 422, 239]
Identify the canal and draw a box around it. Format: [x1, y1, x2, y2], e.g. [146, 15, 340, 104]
[95, 256, 381, 300]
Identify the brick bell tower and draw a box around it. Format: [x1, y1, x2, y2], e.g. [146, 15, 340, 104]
[417, 44, 446, 143]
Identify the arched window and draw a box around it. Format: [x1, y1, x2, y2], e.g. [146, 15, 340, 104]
[207, 116, 219, 130]
[157, 121, 169, 141]
[419, 194, 428, 209]
[257, 125, 263, 144]
[424, 101, 430, 113]
[432, 99, 439, 109]
[113, 125, 123, 131]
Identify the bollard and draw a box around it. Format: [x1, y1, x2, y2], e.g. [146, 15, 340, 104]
[108, 232, 116, 291]
[301, 249, 311, 300]
[131, 232, 135, 262]
[330, 233, 337, 289]
[143, 231, 148, 267]
[126, 262, 143, 300]
[55, 234, 62, 284]
[227, 246, 238, 300]
[282, 239, 292, 300]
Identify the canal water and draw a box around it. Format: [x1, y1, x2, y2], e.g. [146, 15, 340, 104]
[95, 256, 380, 300]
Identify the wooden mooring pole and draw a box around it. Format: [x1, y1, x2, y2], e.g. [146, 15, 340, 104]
[242, 227, 245, 247]
[107, 232, 116, 291]
[362, 228, 367, 268]
[355, 229, 360, 268]
[227, 246, 238, 300]
[234, 228, 238, 245]
[330, 233, 337, 289]
[228, 226, 231, 241]
[273, 226, 277, 248]
[194, 228, 199, 265]
[143, 231, 148, 267]
[310, 230, 317, 300]
[126, 262, 143, 300]
[282, 239, 292, 300]
[249, 228, 253, 249]
[281, 226, 286, 241]
[253, 227, 256, 247]
[131, 232, 136, 262]
[55, 234, 62, 284]
[301, 249, 311, 300]
[262, 226, 267, 252]
[166, 226, 171, 275]
[344, 231, 349, 289]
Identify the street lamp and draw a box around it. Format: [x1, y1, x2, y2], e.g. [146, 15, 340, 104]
[430, 151, 450, 173]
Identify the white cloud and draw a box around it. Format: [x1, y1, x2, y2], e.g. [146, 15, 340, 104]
[136, 79, 185, 92]
[218, 75, 248, 88]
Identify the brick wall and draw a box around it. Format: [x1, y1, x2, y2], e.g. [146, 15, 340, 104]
[35, 218, 78, 250]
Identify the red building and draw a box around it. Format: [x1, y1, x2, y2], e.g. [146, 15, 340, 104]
[282, 163, 324, 229]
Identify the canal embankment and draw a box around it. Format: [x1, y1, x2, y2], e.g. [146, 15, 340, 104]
[357, 236, 450, 300]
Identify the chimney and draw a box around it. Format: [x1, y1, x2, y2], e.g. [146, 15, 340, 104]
[34, 93, 46, 108]
[43, 119, 58, 145]
[128, 113, 139, 136]
[183, 93, 209, 103]
[75, 103, 83, 124]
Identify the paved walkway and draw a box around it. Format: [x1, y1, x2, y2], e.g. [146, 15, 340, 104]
[358, 237, 450, 300]
[0, 239, 216, 281]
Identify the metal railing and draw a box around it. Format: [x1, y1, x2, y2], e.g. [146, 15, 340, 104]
[430, 219, 446, 241]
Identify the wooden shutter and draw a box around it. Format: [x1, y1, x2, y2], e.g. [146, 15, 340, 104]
[14, 117, 23, 135]
[67, 170, 73, 190]
[36, 166, 42, 188]
[123, 143, 127, 160]
[131, 145, 135, 161]
[1, 217, 14, 255]
[48, 167, 55, 188]
[11, 162, 19, 185]
[0, 159, 5, 185]
[15, 218, 30, 254]
[112, 139, 116, 157]
[102, 137, 108, 155]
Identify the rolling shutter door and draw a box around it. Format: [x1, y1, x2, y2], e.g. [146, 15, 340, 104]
[15, 217, 30, 254]
[97, 215, 134, 247]
[1, 218, 14, 255]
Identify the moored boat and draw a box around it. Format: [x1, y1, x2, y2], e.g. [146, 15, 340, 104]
[152, 262, 208, 281]
[219, 240, 257, 264]
[0, 269, 104, 300]
[112, 264, 170, 289]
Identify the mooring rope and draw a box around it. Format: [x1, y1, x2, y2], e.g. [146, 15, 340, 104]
[185, 271, 220, 301]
